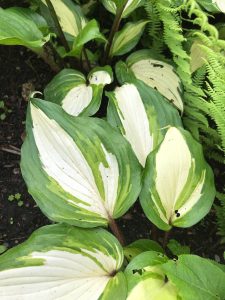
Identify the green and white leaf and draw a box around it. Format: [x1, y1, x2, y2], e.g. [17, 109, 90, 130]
[107, 81, 182, 167]
[101, 0, 144, 18]
[0, 224, 126, 300]
[0, 7, 50, 50]
[161, 254, 225, 300]
[110, 21, 148, 57]
[66, 19, 106, 57]
[21, 99, 142, 227]
[116, 50, 183, 112]
[140, 127, 216, 231]
[44, 66, 113, 116]
[212, 0, 225, 12]
[39, 0, 87, 39]
[125, 251, 178, 300]
[124, 240, 163, 261]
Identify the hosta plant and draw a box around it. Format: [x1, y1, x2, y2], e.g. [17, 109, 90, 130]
[0, 0, 225, 299]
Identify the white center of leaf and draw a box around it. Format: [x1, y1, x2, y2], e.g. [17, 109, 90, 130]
[62, 84, 93, 116]
[114, 84, 153, 167]
[31, 104, 119, 220]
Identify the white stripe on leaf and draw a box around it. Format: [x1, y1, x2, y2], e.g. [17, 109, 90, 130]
[155, 127, 192, 222]
[89, 71, 112, 85]
[130, 59, 183, 112]
[62, 84, 93, 116]
[31, 104, 119, 219]
[114, 84, 153, 167]
[0, 249, 116, 300]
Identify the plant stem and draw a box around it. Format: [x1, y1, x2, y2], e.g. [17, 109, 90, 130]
[103, 0, 129, 65]
[82, 47, 91, 72]
[37, 47, 61, 73]
[109, 218, 126, 246]
[46, 0, 70, 53]
[163, 230, 171, 250]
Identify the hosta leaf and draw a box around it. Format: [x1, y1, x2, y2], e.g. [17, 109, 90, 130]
[101, 0, 144, 18]
[161, 255, 225, 300]
[21, 100, 141, 227]
[39, 0, 87, 39]
[124, 240, 163, 261]
[212, 0, 225, 12]
[6, 7, 49, 35]
[0, 224, 126, 300]
[44, 66, 113, 116]
[140, 127, 216, 231]
[107, 81, 182, 167]
[66, 19, 106, 57]
[125, 251, 178, 300]
[116, 50, 183, 112]
[110, 21, 148, 57]
[0, 7, 50, 50]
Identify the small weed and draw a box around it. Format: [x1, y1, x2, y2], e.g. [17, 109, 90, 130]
[0, 100, 12, 121]
[8, 193, 24, 207]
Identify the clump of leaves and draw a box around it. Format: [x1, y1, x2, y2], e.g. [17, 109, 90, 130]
[0, 0, 225, 299]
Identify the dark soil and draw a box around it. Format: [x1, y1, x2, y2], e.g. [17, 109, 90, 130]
[0, 45, 224, 262]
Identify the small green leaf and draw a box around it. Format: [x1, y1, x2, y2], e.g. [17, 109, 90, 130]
[0, 113, 6, 121]
[14, 193, 21, 200]
[67, 19, 106, 57]
[110, 20, 148, 57]
[8, 195, 14, 202]
[167, 239, 190, 256]
[17, 200, 24, 207]
[124, 239, 163, 261]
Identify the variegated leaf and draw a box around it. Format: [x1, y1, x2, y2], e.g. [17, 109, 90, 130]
[213, 0, 225, 12]
[107, 81, 182, 167]
[125, 251, 178, 300]
[101, 0, 144, 18]
[0, 224, 126, 300]
[21, 99, 141, 227]
[44, 66, 113, 116]
[116, 50, 184, 112]
[39, 0, 87, 39]
[140, 127, 216, 231]
[110, 21, 148, 57]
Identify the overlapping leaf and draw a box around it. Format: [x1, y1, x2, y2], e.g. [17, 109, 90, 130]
[101, 0, 144, 18]
[0, 7, 50, 50]
[161, 255, 225, 300]
[44, 66, 113, 116]
[21, 99, 142, 227]
[140, 127, 216, 231]
[0, 224, 126, 300]
[125, 251, 178, 300]
[110, 21, 148, 57]
[38, 0, 87, 39]
[107, 80, 182, 167]
[116, 50, 184, 112]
